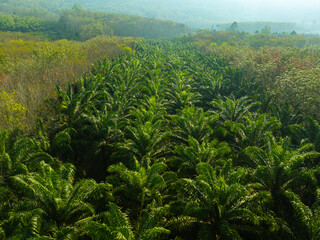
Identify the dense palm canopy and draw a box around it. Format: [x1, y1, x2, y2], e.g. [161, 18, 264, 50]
[177, 162, 265, 239]
[2, 37, 320, 240]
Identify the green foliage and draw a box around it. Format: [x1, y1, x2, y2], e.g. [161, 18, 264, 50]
[211, 96, 258, 123]
[170, 136, 230, 178]
[82, 203, 134, 240]
[2, 32, 320, 240]
[0, 7, 191, 41]
[174, 162, 268, 239]
[0, 14, 55, 34]
[170, 106, 215, 144]
[230, 21, 238, 31]
[0, 91, 26, 129]
[108, 158, 167, 210]
[261, 25, 272, 35]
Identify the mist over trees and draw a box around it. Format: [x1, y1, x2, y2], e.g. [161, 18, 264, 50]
[1, 0, 320, 33]
[0, 6, 191, 40]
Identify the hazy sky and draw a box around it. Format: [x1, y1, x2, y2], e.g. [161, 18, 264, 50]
[220, 0, 320, 22]
[73, 0, 320, 31]
[237, 0, 319, 6]
[173, 0, 320, 23]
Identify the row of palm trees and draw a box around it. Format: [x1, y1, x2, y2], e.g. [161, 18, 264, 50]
[1, 39, 320, 239]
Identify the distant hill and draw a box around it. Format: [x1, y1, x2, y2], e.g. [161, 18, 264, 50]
[0, 6, 191, 40]
[0, 0, 237, 28]
[1, 0, 320, 33]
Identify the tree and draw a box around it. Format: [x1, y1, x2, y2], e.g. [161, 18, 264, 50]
[169, 136, 230, 178]
[6, 161, 110, 239]
[270, 102, 303, 140]
[230, 21, 238, 31]
[244, 135, 319, 238]
[82, 203, 134, 240]
[171, 162, 271, 239]
[170, 106, 217, 146]
[107, 158, 171, 239]
[285, 189, 320, 240]
[164, 69, 200, 113]
[211, 96, 258, 123]
[72, 3, 83, 11]
[261, 25, 272, 35]
[108, 158, 167, 213]
[79, 23, 114, 40]
[83, 202, 170, 240]
[112, 112, 170, 166]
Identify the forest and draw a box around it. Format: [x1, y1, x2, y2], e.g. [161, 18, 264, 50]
[2, 0, 320, 33]
[2, 1, 320, 239]
[0, 5, 191, 40]
[0, 0, 237, 28]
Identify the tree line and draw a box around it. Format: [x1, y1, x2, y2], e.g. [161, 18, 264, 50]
[0, 7, 191, 40]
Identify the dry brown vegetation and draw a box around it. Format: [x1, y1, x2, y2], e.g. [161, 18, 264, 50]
[0, 33, 137, 129]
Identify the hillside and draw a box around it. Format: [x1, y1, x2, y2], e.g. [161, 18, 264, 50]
[0, 0, 229, 27]
[1, 0, 320, 32]
[0, 7, 191, 40]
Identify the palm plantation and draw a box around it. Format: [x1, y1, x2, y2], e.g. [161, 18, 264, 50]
[1, 37, 320, 240]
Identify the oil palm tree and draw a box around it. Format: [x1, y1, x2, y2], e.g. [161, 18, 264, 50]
[130, 96, 167, 127]
[244, 134, 319, 238]
[67, 108, 125, 180]
[244, 134, 318, 199]
[107, 158, 170, 239]
[169, 136, 230, 178]
[211, 96, 259, 123]
[171, 162, 270, 240]
[170, 106, 218, 145]
[0, 131, 68, 239]
[134, 201, 170, 240]
[239, 113, 280, 147]
[300, 117, 320, 152]
[82, 203, 134, 240]
[270, 101, 303, 139]
[193, 68, 228, 109]
[108, 158, 167, 212]
[226, 113, 280, 153]
[284, 189, 320, 240]
[52, 78, 102, 128]
[164, 70, 200, 113]
[6, 161, 109, 239]
[0, 227, 4, 240]
[0, 130, 60, 179]
[222, 66, 255, 98]
[83, 201, 170, 240]
[112, 102, 170, 166]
